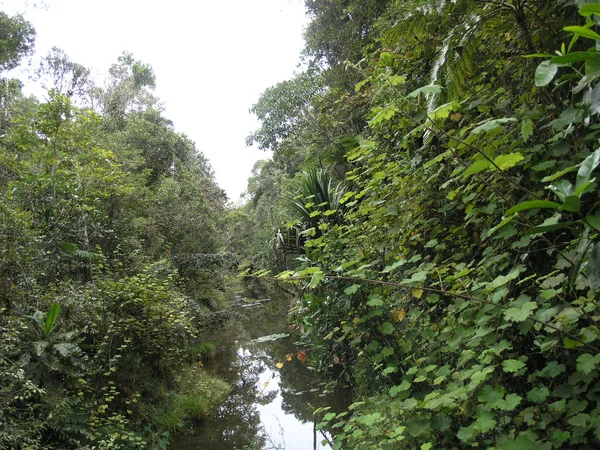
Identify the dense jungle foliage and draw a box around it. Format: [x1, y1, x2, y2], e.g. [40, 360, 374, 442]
[0, 12, 236, 449]
[239, 0, 600, 448]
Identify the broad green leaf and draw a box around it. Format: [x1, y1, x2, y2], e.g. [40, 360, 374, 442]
[527, 222, 572, 235]
[580, 4, 600, 16]
[369, 105, 398, 126]
[541, 165, 578, 182]
[559, 195, 581, 213]
[380, 322, 395, 334]
[344, 284, 359, 295]
[576, 353, 600, 374]
[389, 380, 411, 397]
[407, 84, 442, 98]
[367, 294, 384, 307]
[521, 119, 534, 142]
[550, 52, 598, 64]
[463, 160, 491, 178]
[479, 385, 505, 405]
[588, 242, 600, 290]
[505, 200, 561, 215]
[539, 361, 566, 378]
[355, 79, 369, 92]
[429, 101, 460, 120]
[457, 425, 475, 442]
[494, 153, 524, 170]
[576, 148, 600, 193]
[308, 271, 325, 289]
[388, 75, 406, 86]
[360, 413, 382, 426]
[471, 118, 517, 135]
[485, 214, 515, 239]
[526, 386, 549, 403]
[504, 302, 537, 322]
[535, 61, 558, 87]
[501, 435, 535, 450]
[496, 393, 522, 411]
[381, 258, 406, 273]
[502, 359, 526, 373]
[44, 302, 61, 337]
[564, 26, 600, 41]
[475, 411, 496, 433]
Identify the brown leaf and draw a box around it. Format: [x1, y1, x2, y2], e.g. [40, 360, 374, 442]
[450, 112, 462, 122]
[297, 351, 307, 363]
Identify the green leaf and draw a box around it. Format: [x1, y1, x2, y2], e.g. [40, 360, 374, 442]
[527, 222, 572, 235]
[308, 271, 325, 289]
[535, 61, 558, 87]
[429, 101, 460, 120]
[389, 380, 411, 397]
[369, 105, 398, 126]
[44, 302, 61, 337]
[550, 52, 599, 64]
[463, 160, 491, 178]
[541, 165, 578, 182]
[475, 411, 496, 433]
[360, 412, 382, 426]
[564, 25, 600, 41]
[588, 242, 600, 290]
[471, 118, 517, 135]
[502, 359, 526, 373]
[505, 200, 561, 215]
[559, 195, 581, 213]
[580, 4, 600, 16]
[500, 435, 535, 450]
[367, 294, 384, 306]
[576, 148, 600, 193]
[457, 425, 475, 442]
[494, 153, 524, 170]
[380, 322, 395, 335]
[407, 84, 442, 98]
[521, 119, 534, 142]
[344, 284, 359, 295]
[576, 353, 600, 374]
[504, 302, 537, 322]
[496, 393, 522, 411]
[539, 361, 566, 378]
[381, 258, 406, 273]
[526, 386, 549, 403]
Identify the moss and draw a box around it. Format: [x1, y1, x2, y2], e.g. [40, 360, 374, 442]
[150, 366, 230, 435]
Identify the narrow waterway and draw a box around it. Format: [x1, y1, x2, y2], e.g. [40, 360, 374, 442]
[170, 282, 350, 450]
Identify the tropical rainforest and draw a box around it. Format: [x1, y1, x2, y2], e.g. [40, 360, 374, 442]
[4, 0, 600, 449]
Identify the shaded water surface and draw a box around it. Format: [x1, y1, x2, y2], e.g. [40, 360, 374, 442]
[170, 283, 349, 450]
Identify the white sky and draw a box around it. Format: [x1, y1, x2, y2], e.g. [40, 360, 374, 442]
[3, 0, 307, 201]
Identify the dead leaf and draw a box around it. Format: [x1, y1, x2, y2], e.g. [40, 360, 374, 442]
[450, 112, 462, 122]
[392, 309, 406, 322]
[297, 351, 307, 363]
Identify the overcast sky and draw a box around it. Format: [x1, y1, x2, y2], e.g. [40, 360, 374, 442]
[3, 0, 307, 201]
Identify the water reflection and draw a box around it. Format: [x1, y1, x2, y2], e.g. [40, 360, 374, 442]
[170, 283, 349, 450]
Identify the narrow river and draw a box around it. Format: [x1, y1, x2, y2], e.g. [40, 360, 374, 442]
[169, 281, 350, 450]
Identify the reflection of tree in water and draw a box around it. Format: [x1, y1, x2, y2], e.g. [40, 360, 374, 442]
[170, 282, 350, 450]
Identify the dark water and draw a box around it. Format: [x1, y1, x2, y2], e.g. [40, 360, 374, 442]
[169, 283, 350, 450]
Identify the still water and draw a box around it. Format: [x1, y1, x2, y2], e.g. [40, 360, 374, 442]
[170, 282, 349, 450]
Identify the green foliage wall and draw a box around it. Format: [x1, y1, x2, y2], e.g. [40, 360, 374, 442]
[246, 1, 600, 448]
[0, 15, 232, 447]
